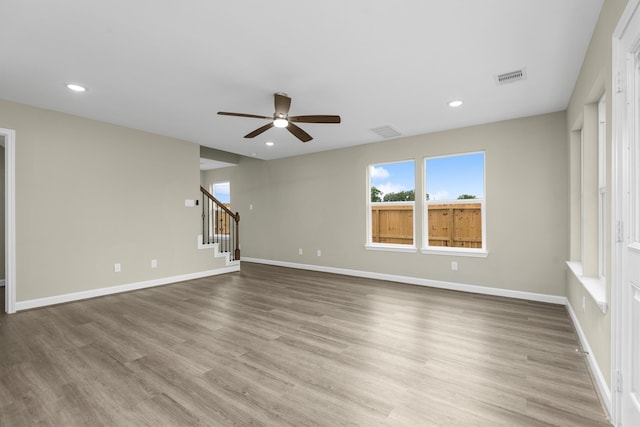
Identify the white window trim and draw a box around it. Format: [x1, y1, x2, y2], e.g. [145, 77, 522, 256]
[569, 97, 607, 311]
[598, 95, 606, 280]
[580, 129, 585, 263]
[422, 151, 487, 254]
[420, 247, 488, 258]
[364, 243, 418, 253]
[566, 261, 607, 313]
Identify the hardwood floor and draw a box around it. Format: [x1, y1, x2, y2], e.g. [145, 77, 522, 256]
[0, 263, 610, 426]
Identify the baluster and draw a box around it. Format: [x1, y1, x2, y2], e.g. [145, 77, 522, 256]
[225, 210, 229, 254]
[207, 198, 211, 244]
[201, 193, 205, 245]
[217, 204, 221, 247]
[199, 187, 240, 261]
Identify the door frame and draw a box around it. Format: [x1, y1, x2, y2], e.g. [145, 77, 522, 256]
[0, 128, 16, 314]
[612, 0, 640, 424]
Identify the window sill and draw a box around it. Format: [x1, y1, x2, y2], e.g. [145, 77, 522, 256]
[420, 247, 488, 258]
[365, 244, 418, 253]
[566, 261, 607, 314]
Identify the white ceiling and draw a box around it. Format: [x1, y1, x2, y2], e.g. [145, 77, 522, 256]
[0, 0, 603, 161]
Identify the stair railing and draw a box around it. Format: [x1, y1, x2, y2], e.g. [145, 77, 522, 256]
[200, 186, 240, 261]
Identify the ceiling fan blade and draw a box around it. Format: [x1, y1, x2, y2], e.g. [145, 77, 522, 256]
[218, 111, 271, 120]
[244, 122, 274, 138]
[287, 123, 313, 143]
[274, 93, 291, 116]
[289, 115, 341, 124]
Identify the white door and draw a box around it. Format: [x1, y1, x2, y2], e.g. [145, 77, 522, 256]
[615, 2, 640, 424]
[621, 52, 640, 424]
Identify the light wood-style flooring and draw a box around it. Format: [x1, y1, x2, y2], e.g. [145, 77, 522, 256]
[0, 263, 611, 426]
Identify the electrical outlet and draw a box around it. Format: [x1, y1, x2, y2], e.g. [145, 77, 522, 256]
[298, 248, 303, 255]
[451, 261, 458, 271]
[151, 259, 157, 268]
[114, 263, 121, 273]
[317, 249, 321, 257]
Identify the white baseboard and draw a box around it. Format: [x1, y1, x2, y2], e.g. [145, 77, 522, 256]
[242, 257, 567, 305]
[566, 301, 612, 417]
[15, 264, 240, 312]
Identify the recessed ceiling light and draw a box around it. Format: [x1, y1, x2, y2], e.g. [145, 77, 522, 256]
[265, 141, 275, 147]
[448, 100, 463, 108]
[66, 83, 87, 92]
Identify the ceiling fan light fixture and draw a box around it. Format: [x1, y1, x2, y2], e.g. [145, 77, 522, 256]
[66, 83, 87, 92]
[273, 118, 288, 128]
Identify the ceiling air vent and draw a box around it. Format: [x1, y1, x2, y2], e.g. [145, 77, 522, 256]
[495, 68, 526, 86]
[371, 125, 401, 139]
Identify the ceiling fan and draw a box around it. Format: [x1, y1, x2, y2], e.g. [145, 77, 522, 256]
[217, 93, 341, 143]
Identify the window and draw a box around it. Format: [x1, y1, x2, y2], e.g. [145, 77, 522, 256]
[211, 181, 230, 205]
[598, 95, 606, 279]
[210, 181, 231, 235]
[367, 160, 415, 250]
[566, 96, 607, 312]
[423, 152, 486, 255]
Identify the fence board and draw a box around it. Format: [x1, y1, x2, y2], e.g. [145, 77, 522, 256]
[371, 205, 413, 245]
[371, 202, 482, 247]
[213, 203, 232, 235]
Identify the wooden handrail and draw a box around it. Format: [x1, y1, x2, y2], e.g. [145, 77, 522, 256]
[200, 186, 239, 221]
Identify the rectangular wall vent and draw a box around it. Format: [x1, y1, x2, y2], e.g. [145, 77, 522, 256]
[371, 125, 401, 139]
[495, 68, 526, 86]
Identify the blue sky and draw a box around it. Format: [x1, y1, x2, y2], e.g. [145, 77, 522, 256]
[426, 153, 484, 200]
[370, 160, 415, 196]
[370, 152, 484, 200]
[212, 181, 230, 203]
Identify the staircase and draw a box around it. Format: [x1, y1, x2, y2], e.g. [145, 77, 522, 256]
[199, 186, 240, 263]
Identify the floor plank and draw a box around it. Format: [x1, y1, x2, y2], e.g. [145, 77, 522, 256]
[0, 263, 611, 426]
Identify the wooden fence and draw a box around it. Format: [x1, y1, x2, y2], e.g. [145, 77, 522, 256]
[427, 203, 482, 248]
[371, 202, 482, 247]
[371, 204, 414, 244]
[212, 203, 232, 234]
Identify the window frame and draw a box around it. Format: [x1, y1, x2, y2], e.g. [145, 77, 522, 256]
[365, 159, 417, 252]
[566, 96, 607, 314]
[211, 181, 231, 205]
[598, 95, 606, 279]
[421, 151, 488, 258]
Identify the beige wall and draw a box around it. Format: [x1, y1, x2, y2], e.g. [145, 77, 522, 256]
[203, 111, 568, 296]
[0, 99, 225, 302]
[565, 0, 629, 390]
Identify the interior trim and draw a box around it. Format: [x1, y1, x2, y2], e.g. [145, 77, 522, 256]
[566, 301, 612, 418]
[243, 257, 566, 305]
[1, 128, 16, 314]
[14, 265, 240, 312]
[566, 261, 608, 313]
